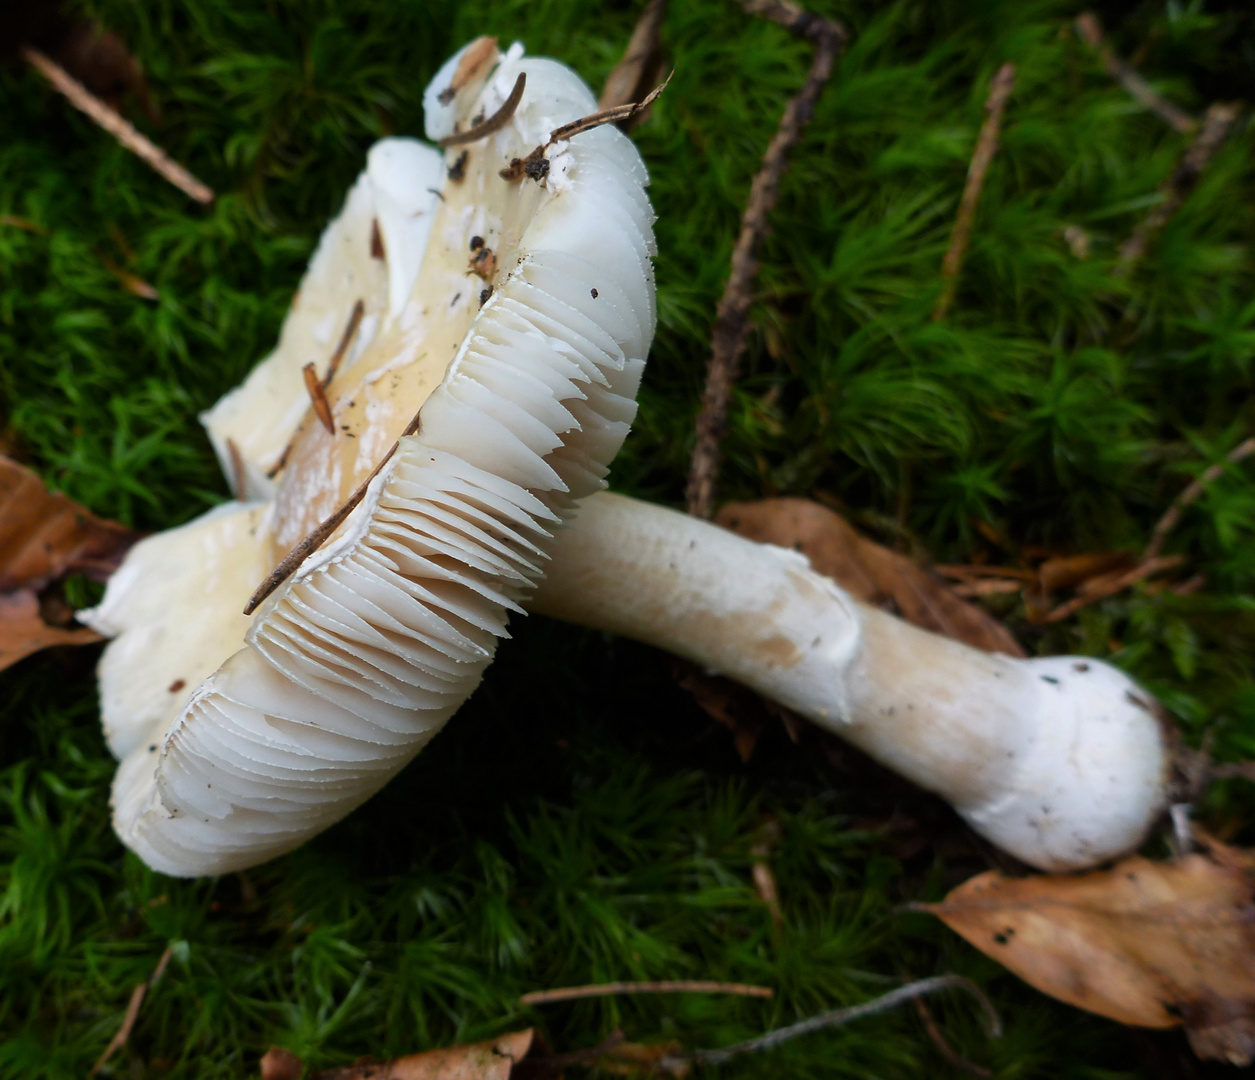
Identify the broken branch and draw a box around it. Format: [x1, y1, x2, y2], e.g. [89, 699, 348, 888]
[1074, 13, 1198, 135]
[521, 979, 774, 1006]
[1115, 101, 1241, 275]
[932, 62, 1016, 322]
[686, 5, 846, 518]
[1144, 435, 1255, 562]
[23, 46, 214, 205]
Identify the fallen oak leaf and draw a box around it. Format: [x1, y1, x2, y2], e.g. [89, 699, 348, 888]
[0, 455, 140, 591]
[919, 843, 1255, 1065]
[715, 497, 1025, 657]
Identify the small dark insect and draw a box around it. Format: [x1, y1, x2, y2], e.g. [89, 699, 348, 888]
[168, 679, 185, 693]
[479, 286, 493, 305]
[448, 150, 469, 182]
[469, 235, 485, 251]
[590, 288, 599, 299]
[370, 219, 385, 260]
[470, 245, 497, 281]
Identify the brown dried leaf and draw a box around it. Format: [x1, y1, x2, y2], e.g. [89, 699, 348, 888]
[715, 498, 1025, 658]
[0, 454, 139, 591]
[599, 0, 668, 127]
[308, 1030, 538, 1080]
[923, 846, 1255, 1065]
[0, 589, 100, 671]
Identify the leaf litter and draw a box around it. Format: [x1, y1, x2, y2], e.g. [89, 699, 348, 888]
[921, 834, 1255, 1065]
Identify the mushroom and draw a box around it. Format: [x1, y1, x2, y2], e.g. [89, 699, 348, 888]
[528, 493, 1169, 872]
[83, 38, 657, 876]
[88, 40, 1169, 878]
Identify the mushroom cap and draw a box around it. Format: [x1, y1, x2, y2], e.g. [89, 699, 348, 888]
[84, 40, 656, 876]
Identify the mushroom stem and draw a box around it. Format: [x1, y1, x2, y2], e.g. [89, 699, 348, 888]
[528, 492, 1168, 871]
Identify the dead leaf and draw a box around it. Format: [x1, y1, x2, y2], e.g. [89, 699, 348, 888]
[599, 0, 668, 127]
[673, 657, 765, 760]
[0, 455, 139, 591]
[0, 589, 100, 671]
[715, 498, 1025, 658]
[922, 844, 1255, 1064]
[259, 1048, 303, 1080]
[306, 1030, 540, 1080]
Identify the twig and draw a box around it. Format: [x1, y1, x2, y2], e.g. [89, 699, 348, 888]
[226, 437, 247, 502]
[436, 36, 499, 105]
[683, 975, 1000, 1067]
[685, 3, 846, 519]
[438, 73, 527, 147]
[500, 74, 674, 182]
[1074, 13, 1197, 135]
[302, 363, 335, 435]
[912, 983, 992, 1078]
[1043, 554, 1185, 623]
[931, 63, 1016, 322]
[323, 299, 365, 389]
[1210, 761, 1255, 784]
[1144, 436, 1255, 562]
[0, 215, 47, 234]
[90, 946, 174, 1076]
[599, 0, 669, 123]
[22, 47, 214, 205]
[1115, 101, 1241, 275]
[521, 979, 774, 1006]
[243, 413, 422, 615]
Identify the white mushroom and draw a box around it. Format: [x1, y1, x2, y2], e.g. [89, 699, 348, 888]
[529, 493, 1169, 871]
[87, 40, 1169, 878]
[84, 39, 657, 876]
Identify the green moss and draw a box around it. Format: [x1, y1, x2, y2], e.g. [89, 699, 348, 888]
[2, 0, 1254, 1076]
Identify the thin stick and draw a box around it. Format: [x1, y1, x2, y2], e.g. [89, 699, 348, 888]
[23, 47, 214, 205]
[438, 73, 526, 148]
[521, 979, 774, 1006]
[0, 215, 47, 235]
[912, 988, 991, 1078]
[243, 414, 422, 615]
[1144, 436, 1255, 562]
[599, 0, 668, 117]
[302, 363, 335, 435]
[323, 299, 365, 389]
[1074, 13, 1197, 135]
[549, 74, 672, 143]
[685, 5, 846, 519]
[931, 63, 1016, 322]
[687, 975, 1001, 1066]
[1043, 554, 1185, 623]
[89, 945, 174, 1076]
[1115, 101, 1241, 275]
[226, 437, 248, 502]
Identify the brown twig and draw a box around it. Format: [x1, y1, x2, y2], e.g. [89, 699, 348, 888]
[1115, 101, 1241, 275]
[437, 73, 526, 148]
[23, 47, 214, 205]
[1043, 554, 1185, 623]
[521, 980, 774, 1006]
[500, 74, 674, 182]
[243, 413, 422, 615]
[599, 0, 669, 124]
[1074, 13, 1198, 135]
[685, 4, 846, 519]
[302, 363, 335, 435]
[0, 215, 47, 234]
[226, 437, 247, 502]
[912, 987, 992, 1077]
[1144, 436, 1255, 562]
[323, 299, 364, 390]
[90, 946, 174, 1076]
[436, 36, 499, 105]
[931, 63, 1016, 322]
